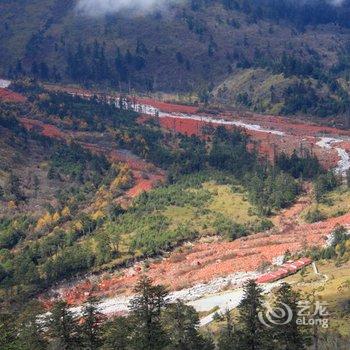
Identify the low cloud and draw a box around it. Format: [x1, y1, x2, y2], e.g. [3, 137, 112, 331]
[76, 0, 182, 16]
[75, 0, 347, 17]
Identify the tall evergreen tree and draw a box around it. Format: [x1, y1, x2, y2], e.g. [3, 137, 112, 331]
[17, 301, 47, 350]
[272, 283, 308, 350]
[102, 316, 133, 350]
[129, 276, 169, 350]
[47, 300, 81, 350]
[0, 312, 21, 350]
[81, 297, 105, 350]
[162, 300, 213, 350]
[347, 169, 350, 188]
[4, 172, 25, 202]
[236, 279, 270, 350]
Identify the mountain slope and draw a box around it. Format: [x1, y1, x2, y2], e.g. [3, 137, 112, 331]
[2, 0, 350, 117]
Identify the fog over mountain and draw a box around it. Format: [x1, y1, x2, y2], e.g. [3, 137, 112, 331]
[76, 0, 184, 16]
[75, 0, 347, 17]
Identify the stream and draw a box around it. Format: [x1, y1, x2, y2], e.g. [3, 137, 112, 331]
[132, 100, 350, 176]
[316, 137, 350, 175]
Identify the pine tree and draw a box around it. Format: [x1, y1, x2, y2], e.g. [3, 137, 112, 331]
[81, 298, 105, 350]
[39, 62, 49, 80]
[162, 300, 213, 350]
[129, 276, 169, 350]
[272, 283, 308, 350]
[4, 172, 25, 202]
[31, 61, 39, 77]
[15, 59, 23, 76]
[115, 48, 128, 82]
[47, 300, 81, 350]
[102, 316, 132, 350]
[17, 301, 47, 350]
[0, 312, 21, 350]
[346, 169, 350, 188]
[236, 279, 270, 350]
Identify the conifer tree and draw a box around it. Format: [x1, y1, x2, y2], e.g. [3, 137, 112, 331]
[236, 279, 270, 350]
[0, 312, 20, 350]
[81, 297, 105, 350]
[102, 316, 133, 350]
[129, 276, 169, 350]
[163, 300, 213, 350]
[17, 301, 47, 350]
[47, 300, 81, 350]
[218, 310, 239, 350]
[272, 283, 308, 350]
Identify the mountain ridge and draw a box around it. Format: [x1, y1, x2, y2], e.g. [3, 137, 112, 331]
[2, 0, 350, 117]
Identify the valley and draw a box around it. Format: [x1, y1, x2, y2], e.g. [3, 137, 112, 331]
[2, 1, 350, 348]
[0, 78, 350, 347]
[8, 81, 347, 330]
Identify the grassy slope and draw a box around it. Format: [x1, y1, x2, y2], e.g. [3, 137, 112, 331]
[88, 176, 265, 272]
[211, 66, 349, 115]
[285, 260, 350, 336]
[301, 185, 350, 221]
[0, 125, 63, 218]
[212, 68, 297, 114]
[162, 182, 258, 231]
[205, 182, 258, 223]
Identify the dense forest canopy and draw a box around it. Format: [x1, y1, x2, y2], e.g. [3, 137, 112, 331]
[219, 0, 350, 27]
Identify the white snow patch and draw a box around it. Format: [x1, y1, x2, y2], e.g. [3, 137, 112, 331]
[0, 79, 11, 88]
[158, 112, 286, 136]
[335, 147, 350, 175]
[272, 255, 285, 266]
[316, 137, 336, 150]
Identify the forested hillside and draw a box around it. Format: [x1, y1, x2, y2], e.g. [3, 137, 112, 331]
[2, 2, 350, 348]
[2, 0, 350, 116]
[0, 81, 325, 303]
[1, 71, 350, 349]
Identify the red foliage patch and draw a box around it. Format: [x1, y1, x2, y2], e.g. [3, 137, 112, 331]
[0, 88, 26, 103]
[110, 150, 165, 199]
[126, 171, 164, 198]
[337, 141, 350, 152]
[159, 117, 204, 136]
[150, 115, 340, 170]
[20, 118, 64, 139]
[256, 257, 312, 283]
[58, 207, 350, 305]
[237, 112, 350, 138]
[110, 150, 153, 172]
